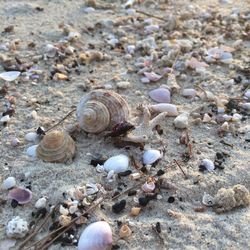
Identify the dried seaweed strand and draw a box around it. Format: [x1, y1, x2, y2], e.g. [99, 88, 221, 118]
[173, 159, 188, 179]
[45, 108, 76, 133]
[25, 197, 104, 250]
[135, 10, 166, 21]
[18, 204, 59, 250]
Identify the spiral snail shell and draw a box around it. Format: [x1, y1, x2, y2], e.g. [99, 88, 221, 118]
[76, 90, 130, 133]
[36, 130, 76, 163]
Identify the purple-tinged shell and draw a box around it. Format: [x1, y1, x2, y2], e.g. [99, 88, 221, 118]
[8, 187, 32, 204]
[182, 88, 196, 98]
[78, 221, 113, 250]
[144, 72, 162, 82]
[149, 88, 171, 103]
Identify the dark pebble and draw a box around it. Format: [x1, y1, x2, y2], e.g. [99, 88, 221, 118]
[11, 199, 19, 208]
[138, 197, 150, 207]
[90, 154, 107, 166]
[128, 190, 137, 196]
[49, 221, 60, 231]
[216, 152, 224, 160]
[140, 166, 147, 173]
[112, 200, 126, 213]
[36, 126, 45, 135]
[168, 196, 175, 203]
[198, 164, 207, 172]
[118, 170, 132, 178]
[157, 169, 165, 176]
[112, 245, 120, 249]
[35, 208, 47, 218]
[155, 222, 161, 233]
[112, 191, 120, 198]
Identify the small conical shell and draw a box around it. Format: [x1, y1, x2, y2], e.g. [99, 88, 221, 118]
[119, 224, 132, 239]
[36, 131, 75, 163]
[77, 90, 130, 133]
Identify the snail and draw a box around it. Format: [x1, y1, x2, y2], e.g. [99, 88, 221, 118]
[36, 130, 76, 163]
[76, 90, 130, 133]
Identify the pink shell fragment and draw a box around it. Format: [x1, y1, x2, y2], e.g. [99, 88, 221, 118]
[144, 72, 162, 82]
[186, 57, 208, 69]
[8, 187, 32, 204]
[149, 88, 171, 103]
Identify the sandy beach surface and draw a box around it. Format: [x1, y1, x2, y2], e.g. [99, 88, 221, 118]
[0, 0, 250, 249]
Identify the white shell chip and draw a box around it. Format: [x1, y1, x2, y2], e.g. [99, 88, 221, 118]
[103, 154, 129, 173]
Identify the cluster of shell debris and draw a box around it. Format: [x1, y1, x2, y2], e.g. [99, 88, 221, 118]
[0, 0, 250, 249]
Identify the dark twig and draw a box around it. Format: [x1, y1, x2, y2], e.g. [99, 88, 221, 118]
[135, 10, 166, 21]
[173, 159, 188, 179]
[45, 108, 76, 133]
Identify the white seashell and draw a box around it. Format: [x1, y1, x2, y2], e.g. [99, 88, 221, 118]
[140, 77, 150, 83]
[141, 181, 155, 192]
[78, 221, 112, 250]
[2, 177, 16, 190]
[26, 145, 38, 158]
[130, 173, 141, 180]
[149, 88, 171, 103]
[69, 205, 78, 214]
[182, 88, 196, 98]
[143, 149, 162, 165]
[6, 216, 29, 239]
[244, 90, 250, 99]
[86, 183, 99, 195]
[241, 103, 250, 110]
[103, 154, 129, 173]
[126, 45, 135, 54]
[232, 113, 242, 122]
[35, 197, 47, 209]
[222, 114, 232, 121]
[0, 71, 20, 81]
[107, 170, 115, 180]
[202, 192, 215, 206]
[25, 132, 38, 142]
[0, 115, 10, 123]
[148, 103, 178, 116]
[200, 159, 215, 172]
[173, 112, 189, 129]
[145, 25, 160, 34]
[96, 164, 105, 173]
[84, 7, 95, 13]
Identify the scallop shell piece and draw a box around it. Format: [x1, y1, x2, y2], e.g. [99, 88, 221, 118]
[103, 154, 129, 173]
[78, 221, 113, 250]
[36, 131, 75, 163]
[148, 103, 178, 116]
[76, 90, 130, 133]
[8, 187, 32, 204]
[143, 149, 162, 165]
[149, 88, 171, 103]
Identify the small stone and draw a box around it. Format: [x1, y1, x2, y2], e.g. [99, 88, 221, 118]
[203, 113, 212, 123]
[2, 177, 16, 190]
[112, 200, 126, 213]
[35, 197, 47, 209]
[168, 196, 175, 203]
[25, 132, 38, 142]
[69, 205, 78, 214]
[221, 122, 229, 132]
[116, 81, 131, 89]
[10, 138, 21, 147]
[59, 215, 71, 226]
[26, 145, 38, 158]
[174, 112, 189, 129]
[130, 207, 141, 216]
[0, 115, 10, 123]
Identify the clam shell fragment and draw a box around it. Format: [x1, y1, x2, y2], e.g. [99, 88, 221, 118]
[36, 131, 75, 163]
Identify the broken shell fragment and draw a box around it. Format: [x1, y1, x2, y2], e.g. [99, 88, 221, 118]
[2, 177, 16, 190]
[25, 132, 38, 142]
[148, 103, 178, 116]
[143, 149, 162, 165]
[149, 88, 171, 103]
[26, 145, 38, 158]
[202, 192, 215, 207]
[103, 154, 129, 173]
[119, 224, 132, 239]
[182, 88, 196, 98]
[59, 215, 71, 226]
[77, 90, 130, 133]
[141, 181, 155, 193]
[35, 197, 47, 209]
[6, 216, 29, 239]
[130, 207, 141, 216]
[36, 131, 76, 163]
[0, 71, 20, 81]
[78, 221, 113, 250]
[8, 187, 32, 204]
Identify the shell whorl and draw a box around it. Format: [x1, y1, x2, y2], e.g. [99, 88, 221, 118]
[76, 90, 130, 133]
[36, 131, 75, 163]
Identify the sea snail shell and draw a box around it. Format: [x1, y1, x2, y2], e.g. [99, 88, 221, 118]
[76, 90, 130, 133]
[36, 130, 76, 163]
[78, 221, 113, 250]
